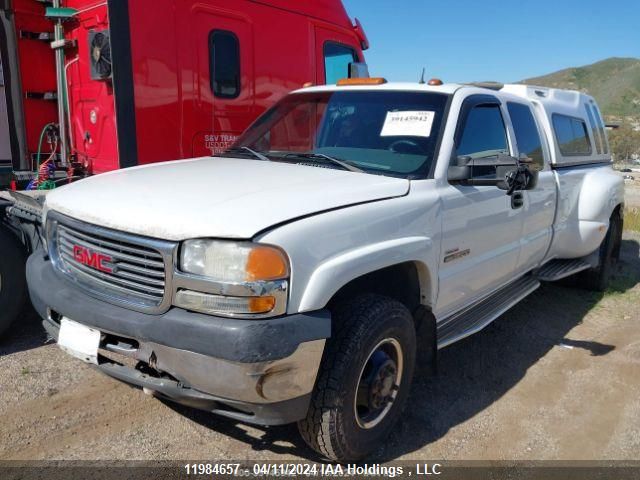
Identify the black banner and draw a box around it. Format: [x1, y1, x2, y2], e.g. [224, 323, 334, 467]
[1, 461, 640, 480]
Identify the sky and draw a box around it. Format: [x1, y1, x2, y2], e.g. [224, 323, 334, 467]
[342, 0, 640, 83]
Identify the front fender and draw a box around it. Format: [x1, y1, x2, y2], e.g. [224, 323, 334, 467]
[298, 237, 435, 312]
[254, 185, 443, 315]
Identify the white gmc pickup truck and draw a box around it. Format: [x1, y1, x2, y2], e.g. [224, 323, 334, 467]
[27, 79, 624, 462]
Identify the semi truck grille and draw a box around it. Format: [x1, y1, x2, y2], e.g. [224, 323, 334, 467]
[50, 214, 175, 313]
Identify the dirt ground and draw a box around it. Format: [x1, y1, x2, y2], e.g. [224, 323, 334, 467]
[0, 201, 639, 462]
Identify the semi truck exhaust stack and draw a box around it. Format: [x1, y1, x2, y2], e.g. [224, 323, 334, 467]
[49, 0, 73, 167]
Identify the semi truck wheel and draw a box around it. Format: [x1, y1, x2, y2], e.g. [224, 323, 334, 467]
[0, 229, 28, 337]
[576, 213, 622, 292]
[298, 294, 416, 462]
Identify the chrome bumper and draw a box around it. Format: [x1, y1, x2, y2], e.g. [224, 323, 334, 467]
[115, 336, 326, 405]
[42, 312, 325, 424]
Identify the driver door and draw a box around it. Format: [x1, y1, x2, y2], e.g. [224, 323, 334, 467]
[436, 95, 524, 319]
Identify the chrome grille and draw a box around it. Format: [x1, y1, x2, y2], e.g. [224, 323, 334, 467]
[49, 213, 174, 313]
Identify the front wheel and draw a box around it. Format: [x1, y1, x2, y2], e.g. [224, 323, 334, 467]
[298, 294, 416, 462]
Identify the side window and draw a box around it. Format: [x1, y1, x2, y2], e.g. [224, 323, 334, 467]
[507, 102, 544, 170]
[552, 114, 592, 156]
[209, 30, 240, 98]
[324, 42, 357, 85]
[585, 104, 604, 154]
[458, 104, 509, 158]
[592, 105, 610, 154]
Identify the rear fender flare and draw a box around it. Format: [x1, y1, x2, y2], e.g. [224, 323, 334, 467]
[578, 169, 624, 224]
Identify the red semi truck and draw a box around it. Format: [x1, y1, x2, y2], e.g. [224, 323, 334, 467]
[0, 0, 368, 334]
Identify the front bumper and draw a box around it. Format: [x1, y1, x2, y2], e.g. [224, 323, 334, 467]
[27, 251, 330, 425]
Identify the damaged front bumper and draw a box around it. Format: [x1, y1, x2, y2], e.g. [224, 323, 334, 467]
[27, 251, 330, 425]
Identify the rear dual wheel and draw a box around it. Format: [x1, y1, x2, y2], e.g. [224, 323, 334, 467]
[298, 294, 417, 462]
[576, 212, 623, 292]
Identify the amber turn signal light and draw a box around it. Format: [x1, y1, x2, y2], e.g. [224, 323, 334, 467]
[246, 246, 289, 281]
[337, 77, 387, 86]
[248, 296, 277, 313]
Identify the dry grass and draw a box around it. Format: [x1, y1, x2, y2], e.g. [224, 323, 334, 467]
[624, 207, 640, 232]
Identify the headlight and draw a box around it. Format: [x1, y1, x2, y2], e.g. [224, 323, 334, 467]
[176, 240, 289, 318]
[180, 240, 288, 282]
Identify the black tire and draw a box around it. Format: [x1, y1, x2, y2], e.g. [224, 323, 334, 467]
[298, 294, 417, 462]
[575, 213, 621, 292]
[0, 228, 28, 337]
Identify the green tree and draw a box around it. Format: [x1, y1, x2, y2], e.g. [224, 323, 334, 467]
[608, 124, 640, 163]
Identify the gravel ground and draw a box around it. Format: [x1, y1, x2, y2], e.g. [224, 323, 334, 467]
[0, 236, 638, 462]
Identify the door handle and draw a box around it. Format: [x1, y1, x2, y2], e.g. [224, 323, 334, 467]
[511, 191, 524, 209]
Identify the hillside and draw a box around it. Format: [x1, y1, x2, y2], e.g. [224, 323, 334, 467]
[522, 57, 640, 121]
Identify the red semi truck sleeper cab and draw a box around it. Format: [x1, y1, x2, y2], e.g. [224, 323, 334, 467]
[1, 0, 368, 177]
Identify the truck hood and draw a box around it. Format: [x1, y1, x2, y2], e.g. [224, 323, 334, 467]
[44, 157, 409, 240]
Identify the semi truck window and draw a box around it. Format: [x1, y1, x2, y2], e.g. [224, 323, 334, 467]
[585, 104, 604, 155]
[324, 42, 357, 84]
[552, 114, 592, 156]
[507, 102, 544, 169]
[209, 30, 240, 98]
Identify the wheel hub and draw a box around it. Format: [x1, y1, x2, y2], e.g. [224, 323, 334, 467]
[367, 354, 397, 410]
[354, 338, 404, 429]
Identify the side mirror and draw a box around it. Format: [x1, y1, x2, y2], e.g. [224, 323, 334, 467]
[518, 154, 543, 172]
[448, 153, 519, 186]
[448, 153, 541, 193]
[447, 155, 472, 181]
[349, 62, 370, 79]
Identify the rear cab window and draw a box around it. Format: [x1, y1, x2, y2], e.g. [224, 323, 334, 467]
[324, 42, 358, 84]
[507, 102, 545, 170]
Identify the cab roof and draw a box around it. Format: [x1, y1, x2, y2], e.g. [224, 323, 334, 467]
[249, 0, 353, 28]
[295, 81, 596, 107]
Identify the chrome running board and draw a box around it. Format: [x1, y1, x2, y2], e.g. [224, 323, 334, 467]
[437, 276, 540, 349]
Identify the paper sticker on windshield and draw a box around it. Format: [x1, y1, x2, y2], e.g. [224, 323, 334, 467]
[380, 111, 435, 137]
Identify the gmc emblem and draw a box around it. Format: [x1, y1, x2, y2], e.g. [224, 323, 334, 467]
[73, 245, 114, 273]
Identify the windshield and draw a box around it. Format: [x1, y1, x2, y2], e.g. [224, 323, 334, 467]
[228, 90, 450, 177]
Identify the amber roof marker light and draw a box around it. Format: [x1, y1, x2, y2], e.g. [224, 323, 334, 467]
[337, 77, 388, 86]
[428, 78, 443, 86]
